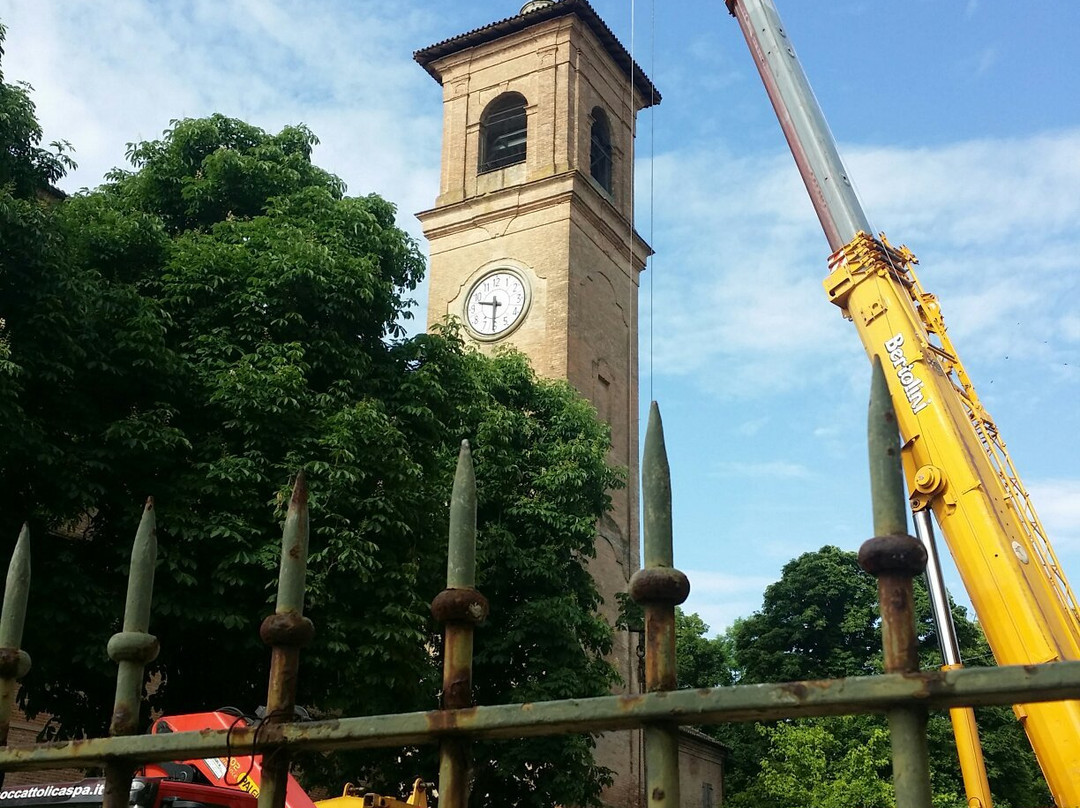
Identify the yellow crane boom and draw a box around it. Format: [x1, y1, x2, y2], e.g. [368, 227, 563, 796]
[826, 232, 1080, 804]
[726, 0, 1080, 804]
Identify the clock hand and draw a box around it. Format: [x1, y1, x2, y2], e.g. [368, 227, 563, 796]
[479, 298, 502, 331]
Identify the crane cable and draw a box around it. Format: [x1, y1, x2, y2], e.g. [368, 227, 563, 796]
[627, 0, 637, 395]
[647, 0, 655, 403]
[628, 0, 657, 403]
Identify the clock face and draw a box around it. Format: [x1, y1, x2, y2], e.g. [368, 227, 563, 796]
[465, 270, 529, 338]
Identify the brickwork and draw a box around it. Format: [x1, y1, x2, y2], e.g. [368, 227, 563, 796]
[416, 7, 656, 806]
[677, 730, 727, 808]
[2, 716, 83, 786]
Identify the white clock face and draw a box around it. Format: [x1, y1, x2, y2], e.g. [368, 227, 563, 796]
[465, 270, 529, 338]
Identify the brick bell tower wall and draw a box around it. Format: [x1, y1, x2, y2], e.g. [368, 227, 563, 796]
[416, 5, 659, 805]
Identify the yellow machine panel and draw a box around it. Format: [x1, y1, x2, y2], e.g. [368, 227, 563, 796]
[825, 232, 1080, 804]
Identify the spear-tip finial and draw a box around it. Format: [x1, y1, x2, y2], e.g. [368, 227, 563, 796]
[643, 401, 673, 569]
[447, 440, 477, 589]
[868, 356, 909, 538]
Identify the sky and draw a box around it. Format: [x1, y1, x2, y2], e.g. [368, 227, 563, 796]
[1, 0, 1078, 639]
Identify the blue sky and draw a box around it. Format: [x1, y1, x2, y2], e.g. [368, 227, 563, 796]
[2, 0, 1077, 638]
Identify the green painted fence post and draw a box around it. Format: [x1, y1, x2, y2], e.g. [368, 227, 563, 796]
[431, 441, 488, 808]
[860, 358, 933, 808]
[630, 404, 690, 808]
[0, 524, 32, 788]
[258, 474, 314, 808]
[104, 499, 159, 808]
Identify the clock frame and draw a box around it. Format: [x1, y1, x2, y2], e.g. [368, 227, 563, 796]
[463, 267, 531, 341]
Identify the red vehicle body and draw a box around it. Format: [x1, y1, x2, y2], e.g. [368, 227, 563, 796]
[1, 712, 426, 808]
[148, 711, 316, 808]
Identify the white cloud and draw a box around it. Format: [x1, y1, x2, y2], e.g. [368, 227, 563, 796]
[680, 569, 775, 634]
[1061, 314, 1080, 342]
[707, 460, 811, 480]
[0, 0, 443, 239]
[639, 146, 857, 398]
[849, 134, 1080, 246]
[642, 130, 1080, 402]
[975, 48, 998, 77]
[736, 416, 770, 437]
[1028, 479, 1080, 552]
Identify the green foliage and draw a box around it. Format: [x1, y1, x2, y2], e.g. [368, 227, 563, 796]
[674, 547, 1051, 807]
[112, 115, 345, 233]
[726, 717, 894, 808]
[674, 609, 732, 690]
[732, 545, 880, 682]
[0, 47, 620, 807]
[0, 23, 75, 198]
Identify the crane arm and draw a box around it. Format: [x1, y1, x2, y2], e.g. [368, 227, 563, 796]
[726, 1, 1080, 804]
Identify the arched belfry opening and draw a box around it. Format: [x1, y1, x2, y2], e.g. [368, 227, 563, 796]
[590, 106, 613, 194]
[479, 92, 528, 172]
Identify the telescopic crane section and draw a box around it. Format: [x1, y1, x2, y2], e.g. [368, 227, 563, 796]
[824, 232, 1080, 663]
[829, 236, 1080, 636]
[727, 0, 1080, 804]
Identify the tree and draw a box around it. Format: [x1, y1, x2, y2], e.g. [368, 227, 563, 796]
[0, 22, 73, 197]
[0, 40, 621, 806]
[732, 545, 880, 683]
[674, 609, 733, 690]
[726, 717, 895, 808]
[719, 547, 1050, 808]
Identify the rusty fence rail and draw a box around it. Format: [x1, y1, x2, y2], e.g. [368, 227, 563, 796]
[1, 366, 1078, 808]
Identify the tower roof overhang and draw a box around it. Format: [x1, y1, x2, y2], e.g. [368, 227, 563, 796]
[414, 0, 661, 108]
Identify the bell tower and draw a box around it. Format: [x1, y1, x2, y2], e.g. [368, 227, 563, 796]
[415, 2, 658, 805]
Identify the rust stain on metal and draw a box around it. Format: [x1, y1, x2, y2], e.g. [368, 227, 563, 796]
[782, 682, 808, 699]
[430, 588, 489, 624]
[256, 723, 286, 744]
[900, 672, 935, 699]
[628, 567, 690, 605]
[643, 617, 677, 692]
[0, 649, 24, 678]
[858, 534, 926, 578]
[443, 679, 472, 711]
[110, 705, 136, 737]
[423, 707, 479, 734]
[440, 622, 476, 711]
[877, 578, 919, 674]
[291, 472, 308, 509]
[881, 585, 908, 613]
[259, 612, 315, 647]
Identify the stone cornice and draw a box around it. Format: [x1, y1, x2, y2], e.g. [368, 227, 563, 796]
[417, 171, 652, 270]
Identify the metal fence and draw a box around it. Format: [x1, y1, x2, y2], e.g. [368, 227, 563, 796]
[0, 362, 1077, 808]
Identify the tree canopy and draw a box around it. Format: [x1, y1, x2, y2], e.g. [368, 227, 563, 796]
[732, 545, 880, 682]
[0, 23, 73, 197]
[0, 33, 622, 807]
[674, 609, 732, 690]
[675, 547, 1051, 808]
[731, 717, 894, 808]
